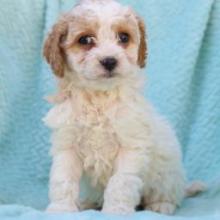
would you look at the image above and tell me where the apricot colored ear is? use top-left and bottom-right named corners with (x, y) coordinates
top-left (137, 17), bottom-right (147, 68)
top-left (43, 18), bottom-right (68, 77)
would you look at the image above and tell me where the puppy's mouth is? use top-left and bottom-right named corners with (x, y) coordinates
top-left (102, 71), bottom-right (117, 79)
top-left (83, 70), bottom-right (121, 82)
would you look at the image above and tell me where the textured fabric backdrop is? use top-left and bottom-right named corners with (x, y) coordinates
top-left (0, 0), bottom-right (220, 219)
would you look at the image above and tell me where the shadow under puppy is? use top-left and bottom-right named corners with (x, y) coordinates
top-left (43, 0), bottom-right (205, 215)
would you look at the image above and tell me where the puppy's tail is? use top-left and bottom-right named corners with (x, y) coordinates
top-left (185, 181), bottom-right (207, 198)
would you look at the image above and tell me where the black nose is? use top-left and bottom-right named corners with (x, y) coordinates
top-left (100, 57), bottom-right (118, 71)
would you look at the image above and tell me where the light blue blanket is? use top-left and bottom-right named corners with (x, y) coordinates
top-left (0, 0), bottom-right (220, 219)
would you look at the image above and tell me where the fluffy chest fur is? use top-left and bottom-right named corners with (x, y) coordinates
top-left (44, 88), bottom-right (145, 186)
top-left (74, 101), bottom-right (121, 186)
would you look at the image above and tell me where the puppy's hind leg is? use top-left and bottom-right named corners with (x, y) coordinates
top-left (143, 168), bottom-right (185, 215)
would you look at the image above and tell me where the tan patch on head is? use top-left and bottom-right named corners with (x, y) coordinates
top-left (137, 17), bottom-right (147, 68)
top-left (110, 17), bottom-right (139, 66)
top-left (115, 26), bottom-right (134, 47)
top-left (63, 17), bottom-right (99, 53)
top-left (65, 31), bottom-right (96, 52)
top-left (43, 16), bottom-right (69, 77)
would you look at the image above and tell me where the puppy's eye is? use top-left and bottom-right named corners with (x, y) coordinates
top-left (78, 35), bottom-right (94, 45)
top-left (118, 32), bottom-right (130, 44)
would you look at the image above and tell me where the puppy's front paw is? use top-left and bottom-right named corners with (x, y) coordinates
top-left (146, 202), bottom-right (176, 215)
top-left (46, 203), bottom-right (78, 213)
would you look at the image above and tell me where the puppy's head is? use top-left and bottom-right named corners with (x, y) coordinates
top-left (44, 0), bottom-right (147, 90)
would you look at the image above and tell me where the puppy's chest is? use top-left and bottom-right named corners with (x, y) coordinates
top-left (74, 105), bottom-right (120, 186)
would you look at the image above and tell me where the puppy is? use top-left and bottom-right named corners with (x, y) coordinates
top-left (43, 0), bottom-right (204, 215)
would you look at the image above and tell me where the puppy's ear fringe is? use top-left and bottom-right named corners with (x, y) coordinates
top-left (137, 16), bottom-right (147, 68)
top-left (43, 17), bottom-right (68, 78)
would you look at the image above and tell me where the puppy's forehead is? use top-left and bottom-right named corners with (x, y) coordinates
top-left (70, 0), bottom-right (136, 23)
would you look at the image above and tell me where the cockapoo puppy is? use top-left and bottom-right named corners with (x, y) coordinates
top-left (43, 0), bottom-right (205, 215)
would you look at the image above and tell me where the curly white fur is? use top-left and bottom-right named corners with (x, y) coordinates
top-left (43, 0), bottom-right (194, 215)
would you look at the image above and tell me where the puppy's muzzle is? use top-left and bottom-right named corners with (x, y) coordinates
top-left (100, 57), bottom-right (118, 72)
